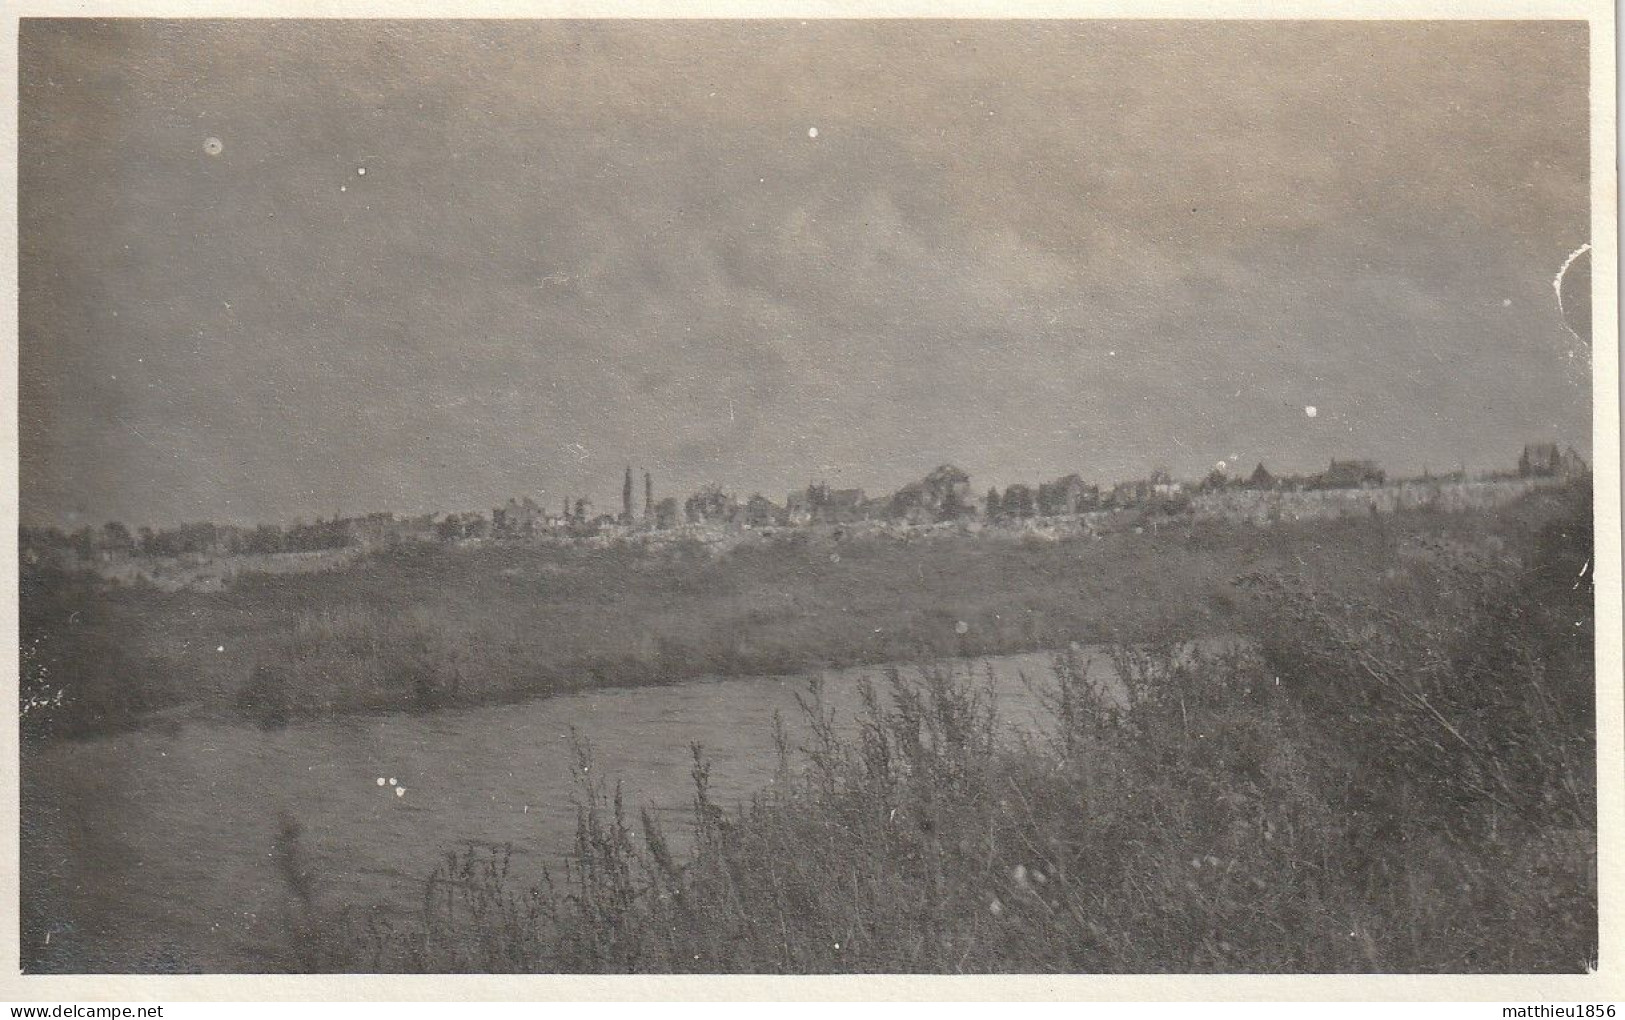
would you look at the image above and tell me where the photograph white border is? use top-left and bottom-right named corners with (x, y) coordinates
top-left (0, 0), bottom-right (1615, 1001)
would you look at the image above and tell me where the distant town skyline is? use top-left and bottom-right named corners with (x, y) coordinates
top-left (19, 445), bottom-right (1588, 533)
top-left (21, 20), bottom-right (1591, 529)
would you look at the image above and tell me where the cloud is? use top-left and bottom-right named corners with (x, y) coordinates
top-left (19, 20), bottom-right (1590, 525)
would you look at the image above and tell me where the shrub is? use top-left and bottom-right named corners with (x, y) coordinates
top-left (1237, 492), bottom-right (1594, 839)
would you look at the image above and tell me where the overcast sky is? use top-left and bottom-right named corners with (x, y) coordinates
top-left (20, 19), bottom-right (1590, 528)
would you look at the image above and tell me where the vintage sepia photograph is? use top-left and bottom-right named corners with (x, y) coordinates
top-left (15, 15), bottom-right (1603, 978)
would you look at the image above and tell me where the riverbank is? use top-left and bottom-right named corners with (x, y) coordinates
top-left (21, 478), bottom-right (1586, 739)
top-left (20, 647), bottom-right (1095, 972)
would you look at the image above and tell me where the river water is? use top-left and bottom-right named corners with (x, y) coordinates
top-left (22, 647), bottom-right (1129, 973)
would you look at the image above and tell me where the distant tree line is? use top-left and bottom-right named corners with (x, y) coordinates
top-left (22, 515), bottom-right (359, 561)
top-left (24, 446), bottom-right (1571, 562)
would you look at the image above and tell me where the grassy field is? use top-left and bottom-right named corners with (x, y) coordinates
top-left (21, 481), bottom-right (1588, 739)
top-left (311, 479), bottom-right (1595, 973)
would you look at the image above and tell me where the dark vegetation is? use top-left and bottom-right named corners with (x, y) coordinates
top-left (266, 481), bottom-right (1594, 973)
top-left (20, 482), bottom-right (1584, 739)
